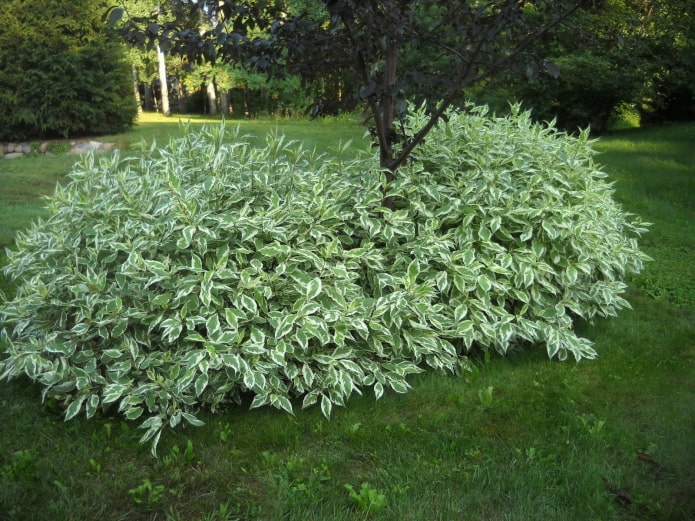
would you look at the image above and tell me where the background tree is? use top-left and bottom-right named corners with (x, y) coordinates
top-left (116, 0), bottom-right (202, 115)
top-left (468, 0), bottom-right (695, 131)
top-left (637, 0), bottom-right (695, 123)
top-left (0, 0), bottom-right (136, 140)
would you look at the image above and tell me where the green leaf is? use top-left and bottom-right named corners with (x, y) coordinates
top-left (85, 394), bottom-right (100, 419)
top-left (320, 394), bottom-right (333, 418)
top-left (305, 277), bottom-right (323, 300)
top-left (477, 274), bottom-right (493, 292)
top-left (271, 394), bottom-right (294, 415)
top-left (194, 373), bottom-right (208, 397)
top-left (103, 383), bottom-right (128, 404)
top-left (389, 379), bottom-right (409, 394)
top-left (206, 313), bottom-right (221, 337)
top-left (64, 395), bottom-right (87, 421)
top-left (274, 314), bottom-right (296, 340)
top-left (124, 406), bottom-right (144, 420)
top-left (181, 412), bottom-right (205, 427)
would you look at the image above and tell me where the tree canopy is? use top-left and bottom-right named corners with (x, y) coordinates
top-left (0, 0), bottom-right (136, 139)
top-left (114, 0), bottom-right (589, 188)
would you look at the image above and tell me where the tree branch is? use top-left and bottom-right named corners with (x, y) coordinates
top-left (389, 0), bottom-right (589, 173)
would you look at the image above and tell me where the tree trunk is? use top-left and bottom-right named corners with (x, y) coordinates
top-left (206, 81), bottom-right (218, 115)
top-left (144, 81), bottom-right (154, 112)
top-left (243, 87), bottom-right (252, 118)
top-left (131, 65), bottom-right (143, 115)
top-left (156, 42), bottom-right (171, 116)
top-left (177, 76), bottom-right (187, 113)
top-left (220, 90), bottom-right (230, 115)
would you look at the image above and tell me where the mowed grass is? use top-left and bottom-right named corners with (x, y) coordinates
top-left (0, 116), bottom-right (693, 521)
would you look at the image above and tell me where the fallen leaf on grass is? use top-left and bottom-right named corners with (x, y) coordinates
top-left (603, 477), bottom-right (633, 508)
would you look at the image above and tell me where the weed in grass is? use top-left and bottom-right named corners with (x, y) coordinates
top-left (260, 451), bottom-right (332, 501)
top-left (578, 414), bottom-right (607, 437)
top-left (166, 502), bottom-right (241, 521)
top-left (88, 458), bottom-right (102, 474)
top-left (477, 386), bottom-right (495, 408)
top-left (1, 450), bottom-right (38, 481)
top-left (345, 482), bottom-right (387, 514)
top-left (128, 478), bottom-right (166, 505)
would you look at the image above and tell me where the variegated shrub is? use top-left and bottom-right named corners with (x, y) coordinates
top-left (0, 108), bottom-right (649, 452)
top-left (386, 104), bottom-right (650, 361)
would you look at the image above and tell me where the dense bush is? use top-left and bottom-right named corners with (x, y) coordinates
top-left (0, 0), bottom-right (136, 140)
top-left (389, 104), bottom-right (650, 355)
top-left (0, 107), bottom-right (649, 452)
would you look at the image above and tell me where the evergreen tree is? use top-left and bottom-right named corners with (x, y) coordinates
top-left (0, 0), bottom-right (137, 139)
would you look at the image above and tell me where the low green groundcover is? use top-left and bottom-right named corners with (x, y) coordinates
top-left (0, 106), bottom-right (649, 452)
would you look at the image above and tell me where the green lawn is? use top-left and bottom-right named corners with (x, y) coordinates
top-left (0, 116), bottom-right (693, 521)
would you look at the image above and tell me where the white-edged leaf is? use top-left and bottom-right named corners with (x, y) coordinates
top-left (250, 393), bottom-right (270, 409)
top-left (206, 313), bottom-right (221, 336)
top-left (85, 394), bottom-right (100, 419)
top-left (454, 304), bottom-right (468, 322)
top-left (249, 327), bottom-right (266, 347)
top-left (194, 373), bottom-right (208, 397)
top-left (374, 382), bottom-right (384, 400)
top-left (103, 383), bottom-right (128, 404)
top-left (181, 412), bottom-right (205, 427)
top-left (274, 314), bottom-right (295, 339)
top-left (302, 391), bottom-right (319, 409)
top-left (477, 274), bottom-right (492, 292)
top-left (64, 395), bottom-right (87, 421)
top-left (124, 406), bottom-right (144, 420)
top-left (224, 308), bottom-right (240, 330)
top-left (305, 277), bottom-right (322, 300)
top-left (221, 353), bottom-right (242, 372)
top-left (272, 394), bottom-right (294, 415)
top-left (302, 364), bottom-right (315, 387)
top-left (320, 394), bottom-right (333, 418)
top-left (390, 379), bottom-right (409, 394)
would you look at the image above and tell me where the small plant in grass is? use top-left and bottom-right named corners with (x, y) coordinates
top-left (477, 386), bottom-right (495, 408)
top-left (344, 482), bottom-right (387, 513)
top-left (0, 107), bottom-right (649, 453)
top-left (128, 478), bottom-right (165, 505)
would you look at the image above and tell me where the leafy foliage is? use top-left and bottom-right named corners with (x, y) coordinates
top-left (387, 104), bottom-right (650, 358)
top-left (0, 107), bottom-right (648, 452)
top-left (471, 0), bottom-right (695, 130)
top-left (0, 0), bottom-right (136, 140)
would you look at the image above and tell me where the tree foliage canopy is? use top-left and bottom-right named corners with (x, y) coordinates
top-left (0, 0), bottom-right (137, 140)
top-left (114, 0), bottom-right (588, 177)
